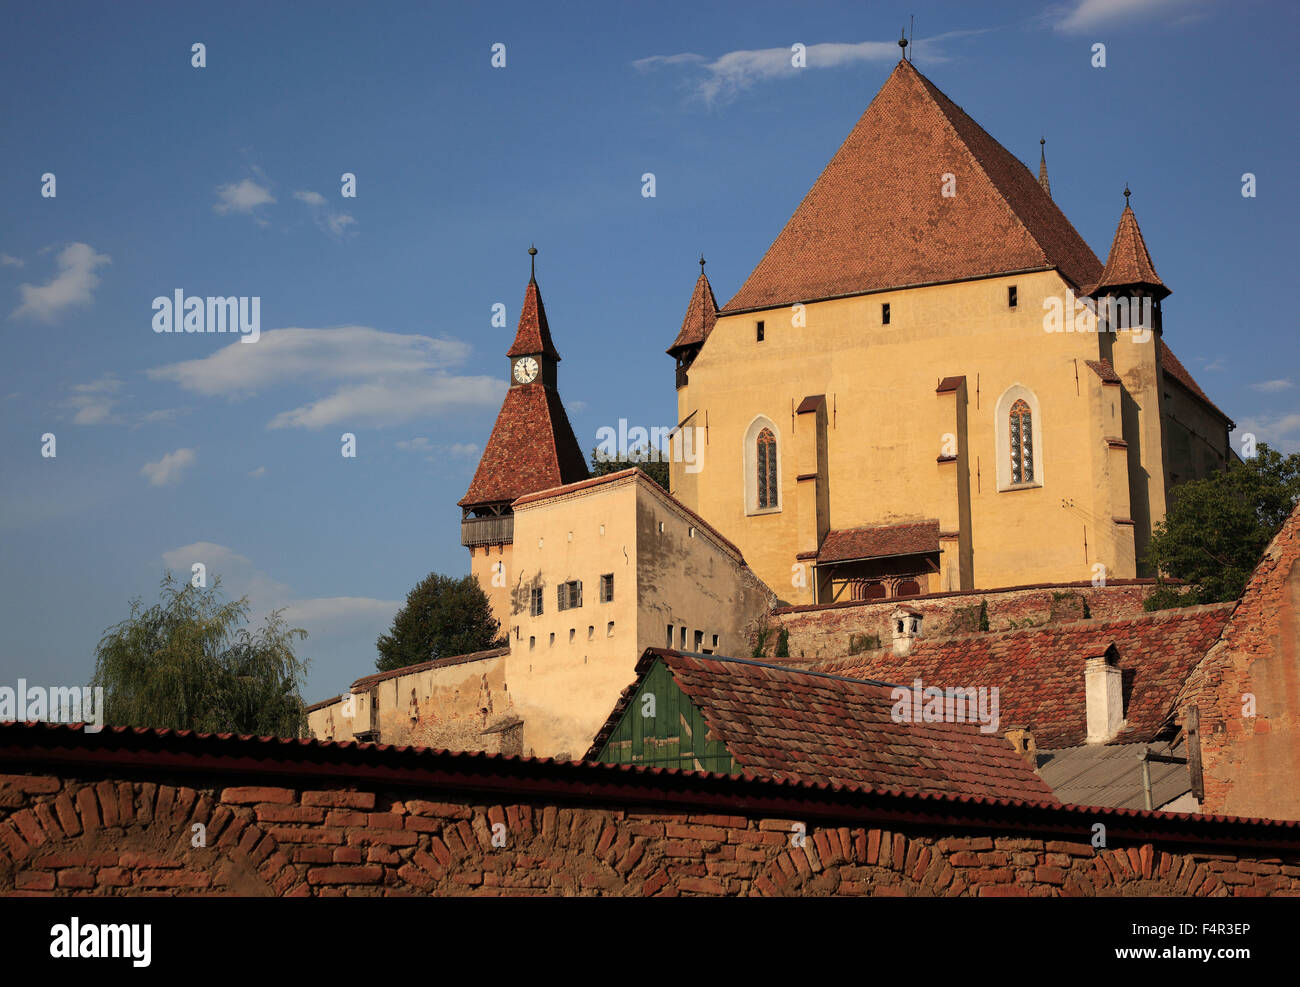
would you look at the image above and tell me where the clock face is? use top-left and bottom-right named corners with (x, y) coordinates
top-left (513, 357), bottom-right (539, 383)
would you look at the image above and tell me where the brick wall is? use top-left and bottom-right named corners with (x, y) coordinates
top-left (1177, 505), bottom-right (1300, 820)
top-left (764, 580), bottom-right (1156, 661)
top-left (3, 728), bottom-right (1299, 896)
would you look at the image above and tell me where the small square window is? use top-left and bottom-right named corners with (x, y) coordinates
top-left (881, 303), bottom-right (890, 325)
top-left (712, 634), bottom-right (719, 648)
top-left (756, 320), bottom-right (765, 342)
top-left (529, 587), bottom-right (544, 616)
top-left (1008, 285), bottom-right (1018, 308)
top-left (557, 580), bottom-right (582, 611)
top-left (600, 573), bottom-right (614, 602)
top-left (694, 630), bottom-right (703, 651)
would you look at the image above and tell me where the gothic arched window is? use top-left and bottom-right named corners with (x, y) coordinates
top-left (1010, 399), bottom-right (1034, 484)
top-left (757, 428), bottom-right (778, 509)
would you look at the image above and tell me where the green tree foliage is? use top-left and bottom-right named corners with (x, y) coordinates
top-left (91, 573), bottom-right (309, 736)
top-left (589, 444), bottom-right (669, 491)
top-left (1144, 444), bottom-right (1300, 609)
top-left (978, 599), bottom-right (990, 631)
top-left (775, 628), bottom-right (791, 658)
top-left (376, 572), bottom-right (505, 673)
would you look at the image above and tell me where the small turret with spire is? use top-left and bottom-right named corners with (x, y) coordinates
top-left (1038, 138), bottom-right (1051, 197)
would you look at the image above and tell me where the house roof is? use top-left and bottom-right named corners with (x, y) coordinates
top-left (817, 520), bottom-right (940, 564)
top-left (587, 650), bottom-right (1059, 804)
top-left (803, 604), bottom-right (1235, 749)
top-left (1094, 202), bottom-right (1166, 296)
top-left (458, 383), bottom-right (589, 507)
top-left (1036, 740), bottom-right (1190, 811)
top-left (506, 279), bottom-right (561, 360)
top-left (722, 58), bottom-right (1102, 314)
top-left (1085, 358), bottom-right (1122, 384)
top-left (667, 270), bottom-right (719, 355)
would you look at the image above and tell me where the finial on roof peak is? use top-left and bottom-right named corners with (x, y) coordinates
top-left (699, 253), bottom-right (706, 275)
top-left (899, 28), bottom-right (908, 57)
top-left (1123, 184), bottom-right (1131, 205)
top-left (1038, 137), bottom-right (1051, 198)
top-left (528, 243), bottom-right (537, 282)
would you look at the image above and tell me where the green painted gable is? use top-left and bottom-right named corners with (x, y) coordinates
top-left (595, 660), bottom-right (739, 774)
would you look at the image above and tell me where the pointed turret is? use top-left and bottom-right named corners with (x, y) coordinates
top-left (1094, 187), bottom-right (1168, 299)
top-left (667, 256), bottom-right (719, 388)
top-left (1038, 138), bottom-right (1051, 197)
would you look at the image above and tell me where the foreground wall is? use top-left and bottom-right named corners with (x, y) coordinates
top-left (3, 725), bottom-right (1299, 897)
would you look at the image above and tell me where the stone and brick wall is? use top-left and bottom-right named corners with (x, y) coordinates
top-left (3, 725), bottom-right (1298, 897)
top-left (763, 580), bottom-right (1157, 661)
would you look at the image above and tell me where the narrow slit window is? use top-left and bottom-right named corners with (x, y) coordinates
top-left (756, 320), bottom-right (765, 342)
top-left (1010, 398), bottom-right (1034, 484)
top-left (756, 428), bottom-right (778, 509)
top-left (881, 303), bottom-right (890, 325)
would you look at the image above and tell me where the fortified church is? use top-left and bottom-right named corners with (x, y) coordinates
top-left (308, 53), bottom-right (1246, 800)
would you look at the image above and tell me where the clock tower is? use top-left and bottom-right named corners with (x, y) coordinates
top-left (460, 246), bottom-right (589, 634)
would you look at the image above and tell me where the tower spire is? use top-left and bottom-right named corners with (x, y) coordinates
top-left (528, 243), bottom-right (537, 283)
top-left (1038, 138), bottom-right (1051, 197)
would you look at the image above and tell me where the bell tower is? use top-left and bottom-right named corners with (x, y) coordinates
top-left (459, 246), bottom-right (589, 634)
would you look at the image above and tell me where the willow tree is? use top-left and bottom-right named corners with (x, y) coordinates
top-left (91, 573), bottom-right (309, 736)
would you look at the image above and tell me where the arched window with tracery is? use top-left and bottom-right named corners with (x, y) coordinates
top-left (1010, 398), bottom-right (1034, 484)
top-left (756, 428), bottom-right (778, 509)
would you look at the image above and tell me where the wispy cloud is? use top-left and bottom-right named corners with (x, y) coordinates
top-left (141, 447), bottom-right (197, 486)
top-left (11, 242), bottom-right (110, 322)
top-left (0, 254), bottom-right (24, 268)
top-left (1250, 379), bottom-right (1294, 394)
top-left (634, 34), bottom-right (967, 106)
top-left (1051, 0), bottom-right (1214, 33)
top-left (294, 188), bottom-right (356, 239)
top-left (147, 326), bottom-right (503, 428)
top-left (248, 465), bottom-right (267, 477)
top-left (64, 374), bottom-right (123, 425)
top-left (214, 178), bottom-right (276, 219)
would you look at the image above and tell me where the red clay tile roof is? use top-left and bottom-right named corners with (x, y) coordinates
top-left (936, 375), bottom-right (964, 393)
top-left (795, 394), bottom-right (825, 414)
top-left (818, 520), bottom-right (940, 564)
top-left (667, 271), bottom-right (719, 355)
top-left (1085, 358), bottom-right (1121, 384)
top-left (507, 280), bottom-right (561, 360)
top-left (458, 383), bottom-right (589, 507)
top-left (588, 650), bottom-right (1058, 803)
top-left (722, 59), bottom-right (1102, 314)
top-left (804, 604), bottom-right (1235, 749)
top-left (1095, 204), bottom-right (1166, 295)
top-left (1159, 340), bottom-right (1233, 426)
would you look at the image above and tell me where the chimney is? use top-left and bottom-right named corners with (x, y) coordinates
top-left (891, 606), bottom-right (923, 657)
top-left (1004, 725), bottom-right (1037, 763)
top-left (1085, 643), bottom-right (1125, 743)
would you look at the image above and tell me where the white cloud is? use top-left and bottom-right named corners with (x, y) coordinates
top-left (293, 189), bottom-right (327, 207)
top-left (281, 597), bottom-right (401, 627)
top-left (65, 374), bottom-right (123, 425)
top-left (1250, 379), bottom-right (1294, 394)
top-left (447, 442), bottom-right (479, 457)
top-left (141, 447), bottom-right (197, 486)
top-left (0, 254), bottom-right (24, 268)
top-left (1053, 0), bottom-right (1212, 32)
top-left (248, 465), bottom-right (267, 477)
top-left (147, 326), bottom-right (502, 428)
top-left (635, 35), bottom-right (961, 105)
top-left (1237, 413), bottom-right (1300, 455)
top-left (323, 212), bottom-right (356, 237)
top-left (214, 178), bottom-right (275, 215)
top-left (294, 189), bottom-right (356, 239)
top-left (11, 242), bottom-right (110, 322)
top-left (397, 437), bottom-right (433, 451)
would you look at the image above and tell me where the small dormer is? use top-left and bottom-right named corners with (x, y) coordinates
top-left (891, 606), bottom-right (923, 657)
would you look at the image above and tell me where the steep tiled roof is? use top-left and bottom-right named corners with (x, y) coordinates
top-left (667, 271), bottom-right (719, 355)
top-left (818, 520), bottom-right (940, 564)
top-left (1159, 340), bottom-right (1233, 426)
top-left (507, 280), bottom-right (561, 360)
top-left (1095, 203), bottom-right (1166, 294)
top-left (458, 383), bottom-right (588, 507)
top-left (723, 59), bottom-right (1102, 313)
top-left (588, 650), bottom-right (1058, 803)
top-left (804, 604), bottom-right (1235, 749)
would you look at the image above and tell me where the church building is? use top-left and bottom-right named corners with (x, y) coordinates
top-left (667, 55), bottom-right (1233, 607)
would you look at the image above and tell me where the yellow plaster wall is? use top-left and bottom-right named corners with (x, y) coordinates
top-left (671, 271), bottom-right (1140, 601)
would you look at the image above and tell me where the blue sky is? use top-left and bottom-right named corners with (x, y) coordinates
top-left (1, 0), bottom-right (1296, 706)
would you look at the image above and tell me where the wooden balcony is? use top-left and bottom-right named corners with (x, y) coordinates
top-left (461, 514), bottom-right (514, 548)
